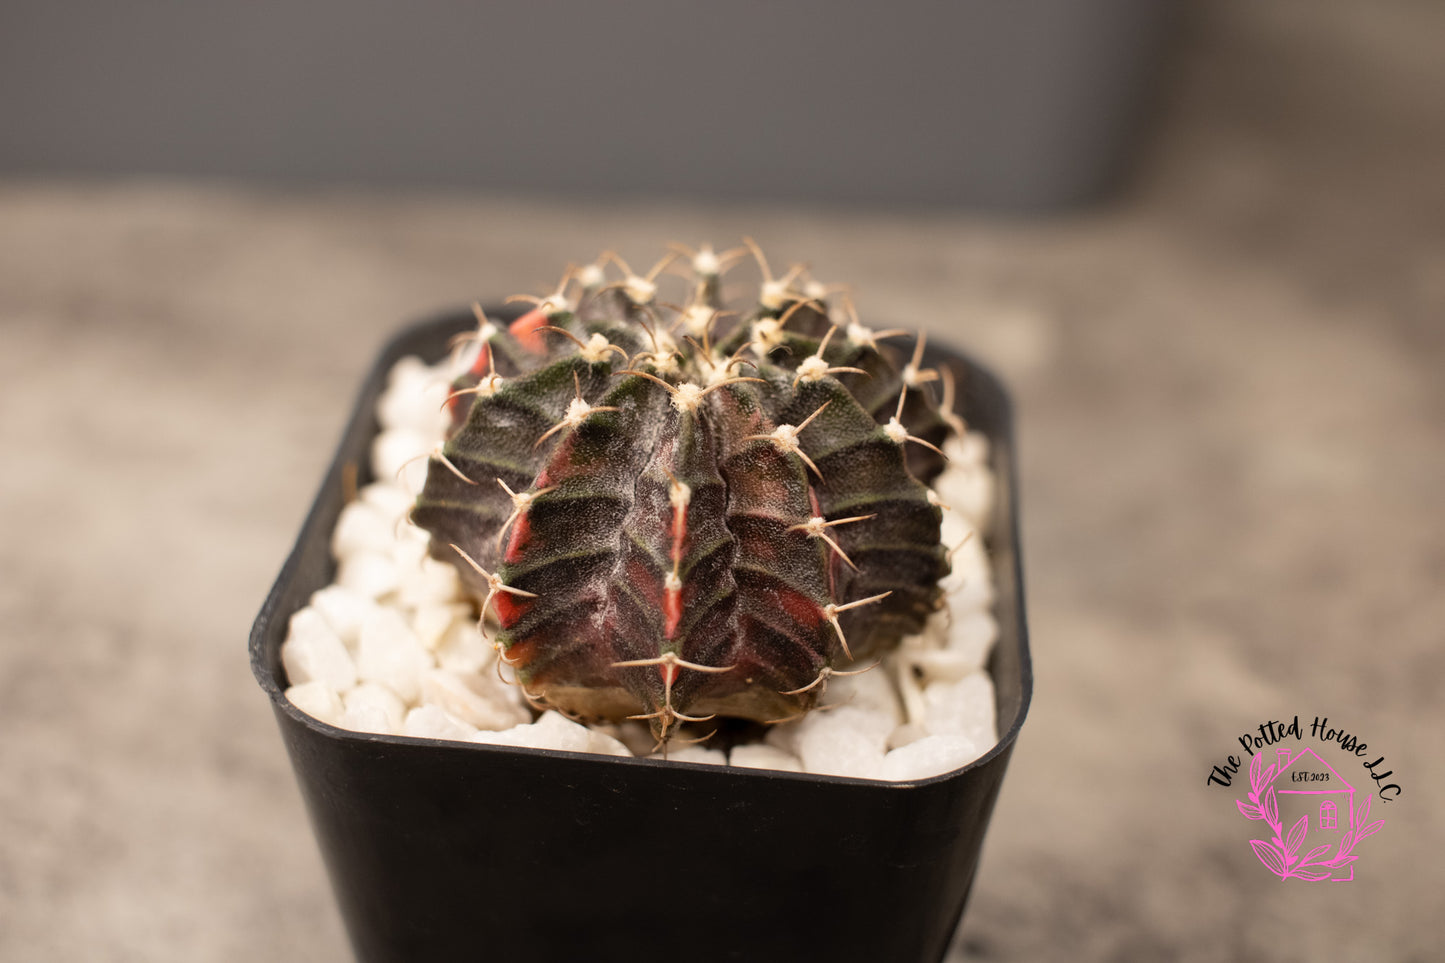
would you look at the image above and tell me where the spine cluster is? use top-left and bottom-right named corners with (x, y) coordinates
top-left (412, 242), bottom-right (959, 744)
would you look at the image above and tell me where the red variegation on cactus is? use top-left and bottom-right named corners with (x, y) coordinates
top-left (412, 241), bottom-right (960, 745)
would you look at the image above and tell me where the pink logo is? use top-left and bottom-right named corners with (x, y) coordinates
top-left (1237, 746), bottom-right (1383, 881)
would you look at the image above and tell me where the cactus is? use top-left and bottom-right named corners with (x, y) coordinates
top-left (411, 241), bottom-right (960, 745)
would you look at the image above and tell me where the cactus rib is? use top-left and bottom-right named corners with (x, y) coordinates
top-left (411, 244), bottom-right (958, 742)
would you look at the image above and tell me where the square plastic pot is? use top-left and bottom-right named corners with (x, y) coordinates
top-left (250, 308), bottom-right (1032, 963)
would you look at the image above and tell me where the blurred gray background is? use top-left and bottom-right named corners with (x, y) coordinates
top-left (2, 1), bottom-right (1442, 961)
top-left (1, 0), bottom-right (1175, 208)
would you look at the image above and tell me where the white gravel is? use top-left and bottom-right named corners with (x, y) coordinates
top-left (281, 349), bottom-right (1001, 780)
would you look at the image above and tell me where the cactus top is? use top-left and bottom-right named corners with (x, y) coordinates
top-left (412, 242), bottom-right (960, 745)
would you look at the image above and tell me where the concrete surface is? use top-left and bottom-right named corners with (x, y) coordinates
top-left (1, 2), bottom-right (1441, 960)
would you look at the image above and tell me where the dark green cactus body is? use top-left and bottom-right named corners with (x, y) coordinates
top-left (412, 248), bottom-right (955, 742)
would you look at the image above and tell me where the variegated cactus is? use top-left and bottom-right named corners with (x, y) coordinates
top-left (412, 241), bottom-right (963, 745)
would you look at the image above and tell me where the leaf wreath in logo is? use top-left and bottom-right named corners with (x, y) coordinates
top-left (1236, 752), bottom-right (1383, 881)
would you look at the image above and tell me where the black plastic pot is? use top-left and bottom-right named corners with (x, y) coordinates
top-left (250, 308), bottom-right (1032, 963)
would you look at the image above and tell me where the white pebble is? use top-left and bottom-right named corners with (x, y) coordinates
top-left (658, 745), bottom-right (727, 766)
top-left (419, 668), bottom-right (531, 731)
top-left (359, 481), bottom-right (416, 524)
top-left (820, 665), bottom-right (902, 722)
top-left (433, 617), bottom-right (492, 674)
top-left (903, 648), bottom-right (979, 686)
top-left (729, 744), bottom-right (803, 773)
top-left (308, 585), bottom-right (380, 650)
top-left (403, 705), bottom-right (478, 742)
top-left (922, 671), bottom-right (997, 746)
top-left (377, 357), bottom-right (450, 435)
top-left (794, 706), bottom-right (892, 779)
top-left (385, 355), bottom-right (432, 390)
top-left (343, 682), bottom-right (408, 732)
top-left (470, 711), bottom-right (593, 753)
top-left (946, 464), bottom-right (993, 530)
top-left (955, 431), bottom-right (990, 467)
top-left (281, 608), bottom-right (357, 690)
top-left (397, 557), bottom-right (462, 609)
top-left (952, 530), bottom-right (990, 577)
top-left (897, 606), bottom-right (996, 681)
top-left (944, 611), bottom-right (998, 669)
top-left (881, 733), bottom-right (987, 781)
top-left (341, 704), bottom-right (396, 735)
top-left (331, 499), bottom-right (397, 559)
top-left (336, 551), bottom-right (401, 599)
top-left (531, 711), bottom-right (597, 752)
top-left (946, 571), bottom-right (996, 616)
top-left (941, 534), bottom-right (994, 613)
top-left (764, 719), bottom-right (802, 755)
top-left (389, 531), bottom-right (430, 572)
top-left (585, 728), bottom-right (635, 757)
top-left (411, 602), bottom-right (470, 651)
top-left (893, 656), bottom-right (928, 727)
top-left (940, 430), bottom-right (991, 474)
top-left (372, 428), bottom-right (433, 495)
top-left (939, 499), bottom-right (976, 556)
top-left (596, 721), bottom-right (658, 757)
top-left (887, 722), bottom-right (930, 751)
top-left (355, 607), bottom-right (434, 703)
top-left (285, 682), bottom-right (345, 726)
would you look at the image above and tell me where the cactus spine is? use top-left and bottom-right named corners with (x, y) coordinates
top-left (412, 242), bottom-right (957, 745)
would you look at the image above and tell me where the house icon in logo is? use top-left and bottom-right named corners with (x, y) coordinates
top-left (1264, 747), bottom-right (1356, 881)
top-left (1237, 745), bottom-right (1381, 881)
